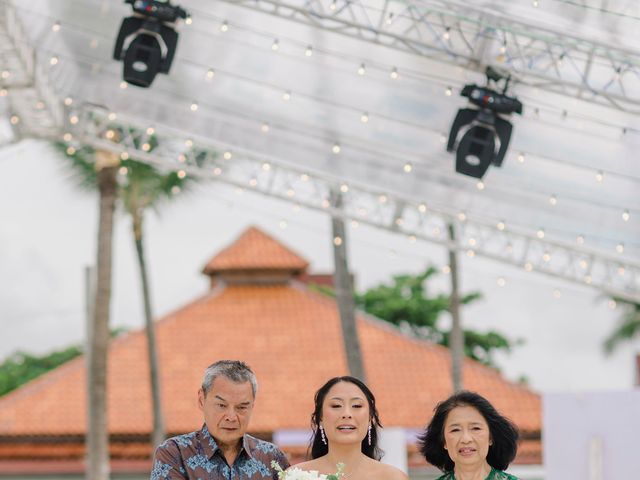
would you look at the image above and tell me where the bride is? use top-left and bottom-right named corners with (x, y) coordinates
top-left (292, 376), bottom-right (408, 480)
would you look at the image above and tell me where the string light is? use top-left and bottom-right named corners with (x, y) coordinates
top-left (66, 146), bottom-right (75, 155)
top-left (497, 221), bottom-right (505, 231)
top-left (476, 180), bottom-right (485, 190)
top-left (261, 122), bottom-right (270, 133)
top-left (524, 262), bottom-right (533, 272)
top-left (418, 203), bottom-right (427, 213)
top-left (622, 209), bottom-right (630, 221)
top-left (118, 166), bottom-right (128, 175)
top-left (457, 211), bottom-right (467, 222)
top-left (185, 139), bottom-right (193, 148)
top-left (357, 63), bottom-right (366, 75)
top-left (249, 178), bottom-right (258, 187)
top-left (553, 289), bottom-right (561, 299)
top-left (390, 67), bottom-right (398, 80)
top-left (63, 133), bottom-right (72, 141)
top-left (497, 277), bottom-right (506, 287)
top-left (378, 194), bottom-right (388, 204)
top-left (340, 184), bottom-right (349, 193)
top-left (108, 112), bottom-right (116, 121)
top-left (517, 152), bottom-right (525, 163)
top-left (442, 27), bottom-right (451, 41)
top-left (206, 68), bottom-right (215, 80)
top-left (120, 151), bottom-right (129, 160)
top-left (403, 162), bottom-right (413, 173)
top-left (576, 234), bottom-right (585, 245)
top-left (360, 112), bottom-right (369, 123)
top-left (279, 220), bottom-right (287, 229)
top-left (190, 101), bottom-right (199, 111)
top-left (608, 300), bottom-right (617, 310)
top-left (408, 235), bottom-right (416, 243)
top-left (69, 115), bottom-right (79, 124)
top-left (185, 16), bottom-right (192, 25)
top-left (333, 236), bottom-right (343, 246)
top-left (52, 21), bottom-right (61, 32)
top-left (282, 90), bottom-right (291, 101)
top-left (549, 194), bottom-right (557, 206)
top-left (579, 259), bottom-right (588, 269)
top-left (616, 243), bottom-right (624, 254)
top-left (543, 252), bottom-right (551, 262)
top-left (177, 170), bottom-right (186, 179)
top-left (146, 127), bottom-right (155, 135)
top-left (142, 143), bottom-right (151, 151)
top-left (466, 250), bottom-right (476, 258)
top-left (213, 167), bottom-right (222, 175)
top-left (351, 220), bottom-right (359, 228)
top-left (329, 0), bottom-right (337, 11)
top-left (595, 170), bottom-right (604, 182)
top-left (536, 228), bottom-right (545, 239)
top-left (305, 45), bottom-right (313, 57)
top-left (262, 162), bottom-right (271, 170)
top-left (286, 188), bottom-right (295, 197)
top-left (300, 173), bottom-right (309, 181)
top-left (49, 55), bottom-right (59, 66)
top-left (223, 151), bottom-right (232, 160)
top-left (332, 143), bottom-right (341, 154)
top-left (584, 275), bottom-right (592, 284)
top-left (220, 21), bottom-right (229, 32)
top-left (1, 70), bottom-right (10, 79)
top-left (445, 86), bottom-right (453, 96)
top-left (271, 39), bottom-right (279, 51)
top-left (119, 81), bottom-right (128, 89)
top-left (442, 265), bottom-right (451, 274)
top-left (0, 89), bottom-right (7, 97)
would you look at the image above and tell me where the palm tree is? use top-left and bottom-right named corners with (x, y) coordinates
top-left (60, 140), bottom-right (200, 472)
top-left (329, 188), bottom-right (366, 381)
top-left (119, 159), bottom-right (196, 448)
top-left (604, 299), bottom-right (640, 354)
top-left (62, 146), bottom-right (119, 480)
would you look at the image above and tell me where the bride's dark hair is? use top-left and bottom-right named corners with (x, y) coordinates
top-left (309, 376), bottom-right (383, 460)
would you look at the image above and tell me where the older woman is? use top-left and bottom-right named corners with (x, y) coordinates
top-left (292, 376), bottom-right (407, 480)
top-left (418, 391), bottom-right (520, 480)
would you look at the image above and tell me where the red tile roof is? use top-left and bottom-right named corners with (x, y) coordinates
top-left (202, 226), bottom-right (309, 274)
top-left (0, 226), bottom-right (541, 464)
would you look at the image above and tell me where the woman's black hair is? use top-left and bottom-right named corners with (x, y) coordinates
top-left (418, 390), bottom-right (519, 472)
top-left (309, 376), bottom-right (383, 460)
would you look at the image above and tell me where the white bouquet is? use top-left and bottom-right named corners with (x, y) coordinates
top-left (271, 461), bottom-right (345, 480)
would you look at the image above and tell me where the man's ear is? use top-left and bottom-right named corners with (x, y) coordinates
top-left (197, 388), bottom-right (206, 411)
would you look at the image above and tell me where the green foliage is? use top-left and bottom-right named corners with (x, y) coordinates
top-left (603, 299), bottom-right (640, 354)
top-left (355, 267), bottom-right (516, 368)
top-left (0, 328), bottom-right (128, 398)
top-left (0, 346), bottom-right (82, 397)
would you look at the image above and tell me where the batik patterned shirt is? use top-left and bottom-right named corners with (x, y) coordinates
top-left (151, 424), bottom-right (290, 479)
top-left (435, 468), bottom-right (519, 480)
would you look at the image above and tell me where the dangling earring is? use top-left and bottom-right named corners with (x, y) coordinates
top-left (320, 425), bottom-right (327, 445)
top-left (368, 424), bottom-right (372, 446)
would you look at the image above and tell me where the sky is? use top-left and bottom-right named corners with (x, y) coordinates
top-left (1, 138), bottom-right (638, 395)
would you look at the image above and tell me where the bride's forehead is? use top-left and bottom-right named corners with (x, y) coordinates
top-left (325, 381), bottom-right (366, 399)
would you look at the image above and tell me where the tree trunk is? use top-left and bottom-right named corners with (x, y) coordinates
top-left (87, 156), bottom-right (118, 480)
top-left (448, 223), bottom-right (464, 392)
top-left (330, 189), bottom-right (366, 381)
top-left (132, 210), bottom-right (166, 449)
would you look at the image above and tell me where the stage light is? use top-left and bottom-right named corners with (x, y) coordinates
top-left (447, 67), bottom-right (523, 178)
top-left (113, 0), bottom-right (188, 88)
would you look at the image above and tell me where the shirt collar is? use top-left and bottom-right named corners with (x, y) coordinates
top-left (200, 424), bottom-right (255, 460)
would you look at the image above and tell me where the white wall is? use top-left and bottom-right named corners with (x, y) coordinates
top-left (544, 390), bottom-right (640, 480)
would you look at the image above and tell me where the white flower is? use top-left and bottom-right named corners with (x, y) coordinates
top-left (283, 467), bottom-right (328, 480)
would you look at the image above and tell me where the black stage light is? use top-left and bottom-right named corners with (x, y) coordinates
top-left (113, 0), bottom-right (188, 88)
top-left (447, 67), bottom-right (523, 178)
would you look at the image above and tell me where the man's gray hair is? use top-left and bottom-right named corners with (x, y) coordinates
top-left (201, 360), bottom-right (258, 397)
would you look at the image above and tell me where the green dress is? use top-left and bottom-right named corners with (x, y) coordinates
top-left (435, 467), bottom-right (519, 480)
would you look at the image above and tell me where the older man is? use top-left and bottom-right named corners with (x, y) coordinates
top-left (151, 360), bottom-right (289, 479)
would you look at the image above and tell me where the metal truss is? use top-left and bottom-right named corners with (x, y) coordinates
top-left (0, 3), bottom-right (63, 140)
top-left (65, 104), bottom-right (640, 302)
top-left (219, 0), bottom-right (640, 112)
